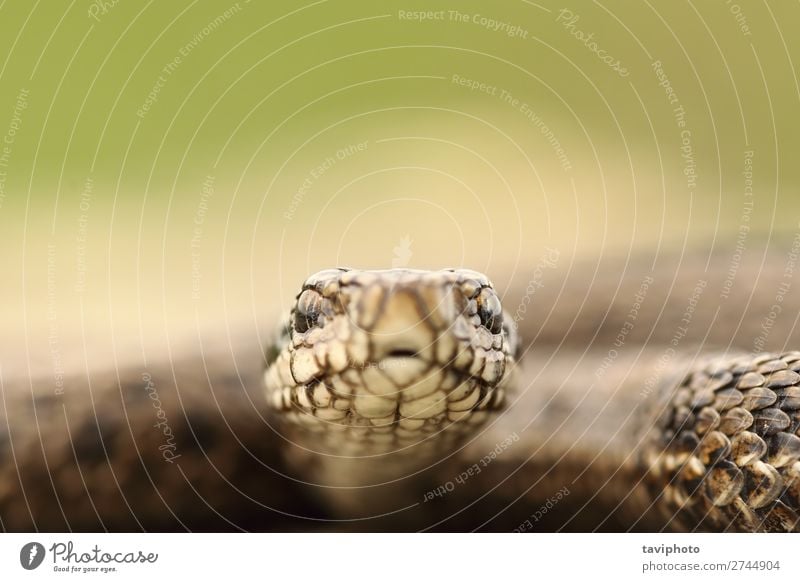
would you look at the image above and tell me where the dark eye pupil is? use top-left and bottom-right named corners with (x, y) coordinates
top-left (477, 290), bottom-right (503, 334)
top-left (294, 290), bottom-right (322, 333)
top-left (294, 310), bottom-right (317, 333)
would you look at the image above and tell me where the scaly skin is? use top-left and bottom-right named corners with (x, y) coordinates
top-left (643, 352), bottom-right (800, 532)
top-left (2, 247), bottom-right (800, 531)
top-left (263, 269), bottom-right (515, 483)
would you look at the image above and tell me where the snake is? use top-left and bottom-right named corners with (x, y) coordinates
top-left (2, 245), bottom-right (800, 532)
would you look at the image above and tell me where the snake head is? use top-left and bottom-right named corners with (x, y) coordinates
top-left (264, 268), bottom-right (518, 454)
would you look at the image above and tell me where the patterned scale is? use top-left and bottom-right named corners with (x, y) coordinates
top-left (644, 351), bottom-right (800, 532)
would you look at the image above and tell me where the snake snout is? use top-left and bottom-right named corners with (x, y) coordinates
top-left (264, 268), bottom-right (518, 457)
top-left (366, 287), bottom-right (440, 362)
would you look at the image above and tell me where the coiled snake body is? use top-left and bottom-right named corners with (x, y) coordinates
top-left (2, 248), bottom-right (800, 532)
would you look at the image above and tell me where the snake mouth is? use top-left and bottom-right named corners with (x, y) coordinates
top-left (384, 348), bottom-right (419, 359)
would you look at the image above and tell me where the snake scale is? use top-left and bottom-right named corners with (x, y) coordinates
top-left (2, 243), bottom-right (800, 532)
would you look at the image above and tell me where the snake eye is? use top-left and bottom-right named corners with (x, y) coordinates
top-left (476, 288), bottom-right (503, 334)
top-left (294, 289), bottom-right (323, 333)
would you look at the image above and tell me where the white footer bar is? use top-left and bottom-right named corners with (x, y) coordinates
top-left (0, 533), bottom-right (795, 581)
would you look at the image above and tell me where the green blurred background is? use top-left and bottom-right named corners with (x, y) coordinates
top-left (1, 0), bottom-right (798, 371)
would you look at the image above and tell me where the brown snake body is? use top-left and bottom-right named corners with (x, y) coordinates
top-left (2, 244), bottom-right (800, 532)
